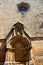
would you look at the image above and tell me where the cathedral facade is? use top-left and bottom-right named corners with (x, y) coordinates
top-left (0, 0), bottom-right (43, 65)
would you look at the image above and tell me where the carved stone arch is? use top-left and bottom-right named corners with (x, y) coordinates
top-left (10, 35), bottom-right (29, 47)
top-left (5, 22), bottom-right (32, 65)
top-left (10, 35), bottom-right (31, 62)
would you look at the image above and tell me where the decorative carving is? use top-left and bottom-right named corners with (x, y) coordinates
top-left (6, 22), bottom-right (32, 65)
top-left (10, 35), bottom-right (30, 62)
top-left (14, 22), bottom-right (24, 35)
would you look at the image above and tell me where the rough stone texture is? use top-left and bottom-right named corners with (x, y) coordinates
top-left (31, 40), bottom-right (43, 65)
top-left (0, 0), bottom-right (43, 39)
top-left (0, 0), bottom-right (43, 65)
top-left (31, 41), bottom-right (43, 56)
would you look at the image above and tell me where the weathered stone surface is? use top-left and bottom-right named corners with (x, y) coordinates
top-left (0, 1), bottom-right (43, 65)
top-left (0, 0), bottom-right (43, 39)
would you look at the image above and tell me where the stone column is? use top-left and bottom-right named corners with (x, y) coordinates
top-left (6, 49), bottom-right (15, 65)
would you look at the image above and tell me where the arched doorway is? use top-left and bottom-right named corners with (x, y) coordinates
top-left (10, 35), bottom-right (30, 62)
top-left (6, 35), bottom-right (31, 65)
top-left (5, 22), bottom-right (32, 65)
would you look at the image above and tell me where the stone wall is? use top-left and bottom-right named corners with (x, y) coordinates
top-left (31, 40), bottom-right (43, 65)
top-left (0, 0), bottom-right (43, 39)
top-left (0, 0), bottom-right (43, 65)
